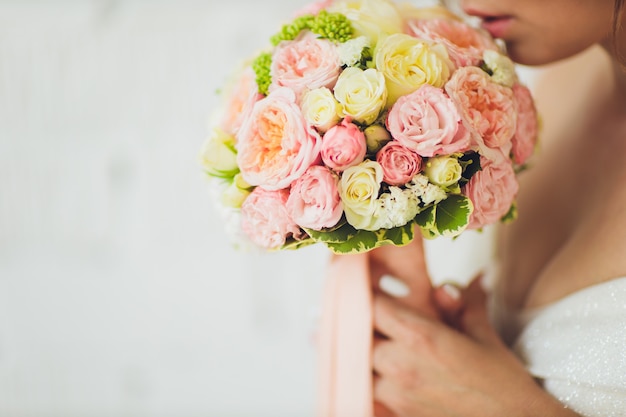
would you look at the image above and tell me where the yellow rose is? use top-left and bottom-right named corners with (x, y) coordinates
top-left (200, 127), bottom-right (239, 178)
top-left (375, 33), bottom-right (452, 106)
top-left (334, 67), bottom-right (387, 125)
top-left (328, 0), bottom-right (403, 45)
top-left (301, 87), bottom-right (342, 132)
top-left (423, 156), bottom-right (462, 188)
top-left (396, 4), bottom-right (463, 22)
top-left (339, 160), bottom-right (384, 230)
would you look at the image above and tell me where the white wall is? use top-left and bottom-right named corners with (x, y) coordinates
top-left (0, 1), bottom-right (499, 416)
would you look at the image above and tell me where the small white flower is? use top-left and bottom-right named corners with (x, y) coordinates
top-left (338, 36), bottom-right (370, 67)
top-left (406, 174), bottom-right (447, 206)
top-left (372, 186), bottom-right (420, 229)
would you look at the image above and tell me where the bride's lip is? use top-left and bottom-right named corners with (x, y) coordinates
top-left (479, 15), bottom-right (514, 39)
top-left (462, 7), bottom-right (514, 39)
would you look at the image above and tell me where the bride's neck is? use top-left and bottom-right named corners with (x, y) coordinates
top-left (610, 60), bottom-right (626, 109)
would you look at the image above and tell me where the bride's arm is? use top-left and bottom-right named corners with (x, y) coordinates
top-left (371, 278), bottom-right (582, 417)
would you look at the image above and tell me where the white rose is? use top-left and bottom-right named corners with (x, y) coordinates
top-left (301, 87), bottom-right (342, 132)
top-left (334, 67), bottom-right (387, 125)
top-left (200, 127), bottom-right (239, 178)
top-left (482, 50), bottom-right (517, 88)
top-left (339, 160), bottom-right (383, 230)
top-left (423, 156), bottom-right (462, 188)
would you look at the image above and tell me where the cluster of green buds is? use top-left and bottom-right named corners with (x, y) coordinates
top-left (271, 11), bottom-right (354, 46)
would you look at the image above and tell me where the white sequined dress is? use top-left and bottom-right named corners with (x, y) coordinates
top-left (495, 277), bottom-right (626, 416)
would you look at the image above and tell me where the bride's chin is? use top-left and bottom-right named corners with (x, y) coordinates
top-left (506, 38), bottom-right (603, 68)
top-left (505, 43), bottom-right (577, 67)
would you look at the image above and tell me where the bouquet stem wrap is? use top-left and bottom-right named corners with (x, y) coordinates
top-left (318, 252), bottom-right (374, 417)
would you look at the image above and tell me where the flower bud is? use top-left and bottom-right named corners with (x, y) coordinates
top-left (221, 174), bottom-right (253, 208)
top-left (423, 156), bottom-right (462, 188)
top-left (364, 124), bottom-right (392, 153)
top-left (200, 127), bottom-right (239, 179)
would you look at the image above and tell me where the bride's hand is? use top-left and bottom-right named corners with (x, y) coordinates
top-left (368, 238), bottom-right (465, 324)
top-left (368, 238), bottom-right (438, 318)
top-left (371, 278), bottom-right (577, 417)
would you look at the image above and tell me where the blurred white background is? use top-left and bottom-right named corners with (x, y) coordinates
top-left (0, 0), bottom-right (503, 416)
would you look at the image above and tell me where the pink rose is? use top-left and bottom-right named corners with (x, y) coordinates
top-left (241, 187), bottom-right (303, 249)
top-left (321, 118), bottom-right (367, 171)
top-left (269, 32), bottom-right (341, 97)
top-left (219, 68), bottom-right (262, 136)
top-left (237, 87), bottom-right (322, 190)
top-left (511, 84), bottom-right (539, 165)
top-left (286, 165), bottom-right (343, 230)
top-left (386, 84), bottom-right (470, 157)
top-left (463, 155), bottom-right (519, 230)
top-left (445, 67), bottom-right (516, 160)
top-left (407, 18), bottom-right (499, 68)
top-left (376, 141), bottom-right (423, 185)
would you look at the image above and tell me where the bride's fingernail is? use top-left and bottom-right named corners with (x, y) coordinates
top-left (442, 283), bottom-right (461, 300)
top-left (379, 275), bottom-right (410, 298)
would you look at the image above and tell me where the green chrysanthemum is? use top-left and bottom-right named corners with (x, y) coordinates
top-left (309, 11), bottom-right (354, 43)
top-left (252, 51), bottom-right (272, 95)
top-left (271, 15), bottom-right (315, 46)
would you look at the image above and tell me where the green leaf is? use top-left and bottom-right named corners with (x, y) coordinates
top-left (280, 237), bottom-right (317, 251)
top-left (434, 194), bottom-right (473, 238)
top-left (415, 205), bottom-right (435, 230)
top-left (304, 221), bottom-right (359, 244)
top-left (324, 222), bottom-right (415, 254)
top-left (417, 195), bottom-right (473, 239)
top-left (458, 151), bottom-right (482, 186)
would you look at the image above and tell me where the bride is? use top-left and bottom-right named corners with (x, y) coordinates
top-left (369, 0), bottom-right (626, 415)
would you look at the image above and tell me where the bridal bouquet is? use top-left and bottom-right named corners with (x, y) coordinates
top-left (201, 0), bottom-right (539, 254)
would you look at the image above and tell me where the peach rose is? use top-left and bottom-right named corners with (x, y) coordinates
top-left (407, 18), bottom-right (499, 68)
top-left (445, 66), bottom-right (516, 159)
top-left (386, 84), bottom-right (470, 157)
top-left (286, 165), bottom-right (343, 230)
top-left (237, 87), bottom-right (322, 190)
top-left (463, 155), bottom-right (519, 230)
top-left (240, 187), bottom-right (303, 249)
top-left (376, 141), bottom-right (423, 186)
top-left (321, 118), bottom-right (367, 171)
top-left (269, 32), bottom-right (341, 97)
top-left (219, 67), bottom-right (261, 136)
top-left (511, 84), bottom-right (539, 165)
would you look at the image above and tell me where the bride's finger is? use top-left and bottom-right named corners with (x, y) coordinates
top-left (373, 293), bottom-right (441, 346)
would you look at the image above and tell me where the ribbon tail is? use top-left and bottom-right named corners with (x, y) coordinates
top-left (317, 253), bottom-right (374, 417)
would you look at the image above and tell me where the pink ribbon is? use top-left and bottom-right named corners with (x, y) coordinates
top-left (317, 252), bottom-right (374, 417)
